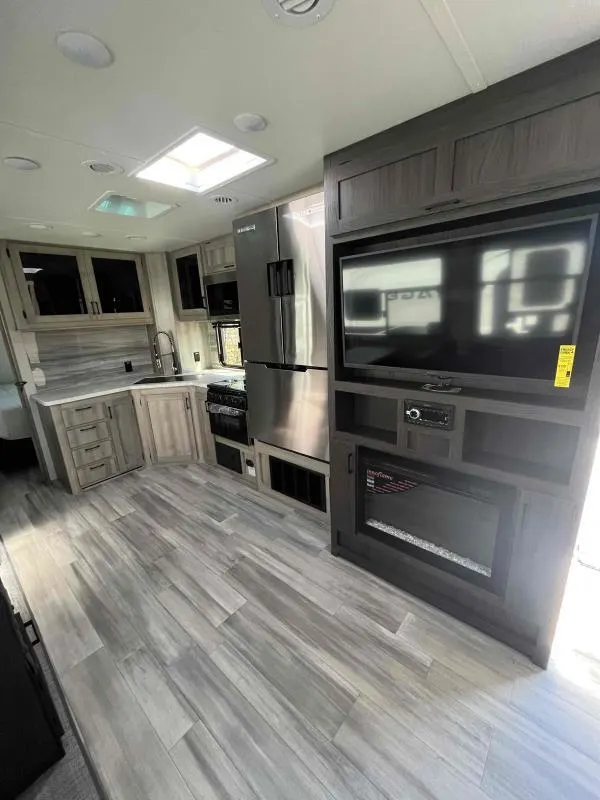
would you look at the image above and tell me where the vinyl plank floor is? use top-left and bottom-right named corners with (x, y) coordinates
top-left (118, 646), bottom-right (198, 749)
top-left (62, 648), bottom-right (194, 800)
top-left (5, 463), bottom-right (600, 800)
top-left (168, 647), bottom-right (335, 800)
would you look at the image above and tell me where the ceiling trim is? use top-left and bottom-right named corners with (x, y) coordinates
top-left (419, 0), bottom-right (487, 93)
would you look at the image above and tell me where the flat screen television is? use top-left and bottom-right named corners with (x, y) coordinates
top-left (340, 213), bottom-right (599, 396)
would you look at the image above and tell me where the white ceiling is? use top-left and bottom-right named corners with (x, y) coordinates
top-left (1, 0), bottom-right (600, 253)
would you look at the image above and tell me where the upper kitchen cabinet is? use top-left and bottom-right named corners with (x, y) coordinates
top-left (5, 244), bottom-right (153, 329)
top-left (84, 251), bottom-right (152, 322)
top-left (326, 44), bottom-right (600, 236)
top-left (169, 245), bottom-right (207, 321)
top-left (8, 245), bottom-right (92, 327)
top-left (202, 235), bottom-right (236, 275)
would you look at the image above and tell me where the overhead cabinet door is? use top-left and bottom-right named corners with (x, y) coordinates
top-left (84, 251), bottom-right (152, 321)
top-left (9, 245), bottom-right (93, 327)
top-left (170, 246), bottom-right (206, 320)
top-left (451, 93), bottom-right (600, 201)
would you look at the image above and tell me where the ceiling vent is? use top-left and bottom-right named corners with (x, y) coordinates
top-left (83, 160), bottom-right (123, 175)
top-left (211, 194), bottom-right (238, 205)
top-left (262, 0), bottom-right (335, 26)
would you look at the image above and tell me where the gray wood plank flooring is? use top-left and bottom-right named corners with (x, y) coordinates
top-left (2, 462), bottom-right (600, 800)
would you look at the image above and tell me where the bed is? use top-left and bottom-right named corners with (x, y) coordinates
top-left (0, 384), bottom-right (30, 441)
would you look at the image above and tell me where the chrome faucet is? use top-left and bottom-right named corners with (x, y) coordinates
top-left (152, 330), bottom-right (181, 375)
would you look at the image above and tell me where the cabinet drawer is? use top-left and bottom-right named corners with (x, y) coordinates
top-left (67, 421), bottom-right (109, 448)
top-left (77, 458), bottom-right (117, 488)
top-left (71, 439), bottom-right (114, 468)
top-left (62, 401), bottom-right (106, 429)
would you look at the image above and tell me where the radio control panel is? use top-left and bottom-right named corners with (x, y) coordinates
top-left (403, 400), bottom-right (454, 430)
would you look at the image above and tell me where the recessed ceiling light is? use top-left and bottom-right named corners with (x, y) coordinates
top-left (125, 235), bottom-right (147, 241)
top-left (262, 0), bottom-right (336, 26)
top-left (233, 113), bottom-right (268, 133)
top-left (135, 128), bottom-right (273, 195)
top-left (56, 31), bottom-right (114, 69)
top-left (28, 223), bottom-right (53, 230)
top-left (82, 160), bottom-right (123, 175)
top-left (81, 231), bottom-right (101, 238)
top-left (91, 192), bottom-right (177, 219)
top-left (3, 157), bottom-right (41, 171)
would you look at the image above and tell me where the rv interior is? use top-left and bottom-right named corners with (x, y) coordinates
top-left (3, 2), bottom-right (600, 799)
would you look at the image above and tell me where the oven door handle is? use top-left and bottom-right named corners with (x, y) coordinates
top-left (205, 402), bottom-right (246, 417)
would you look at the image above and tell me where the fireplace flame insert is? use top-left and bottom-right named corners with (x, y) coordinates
top-left (357, 449), bottom-right (517, 592)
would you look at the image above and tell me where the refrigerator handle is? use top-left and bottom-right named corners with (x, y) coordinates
top-left (285, 259), bottom-right (294, 296)
top-left (279, 259), bottom-right (294, 296)
top-left (267, 261), bottom-right (280, 297)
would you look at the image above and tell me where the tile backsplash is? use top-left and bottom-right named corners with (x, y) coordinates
top-left (26, 326), bottom-right (153, 389)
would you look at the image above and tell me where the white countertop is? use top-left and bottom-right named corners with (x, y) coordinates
top-left (32, 369), bottom-right (244, 407)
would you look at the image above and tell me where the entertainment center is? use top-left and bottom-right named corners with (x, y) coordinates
top-left (325, 41), bottom-right (600, 667)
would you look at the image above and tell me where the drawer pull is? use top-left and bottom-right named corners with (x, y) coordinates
top-left (75, 406), bottom-right (93, 412)
top-left (79, 426), bottom-right (97, 432)
top-left (84, 445), bottom-right (101, 452)
top-left (89, 463), bottom-right (106, 471)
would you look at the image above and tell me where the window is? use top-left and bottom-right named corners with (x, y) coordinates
top-left (214, 321), bottom-right (243, 368)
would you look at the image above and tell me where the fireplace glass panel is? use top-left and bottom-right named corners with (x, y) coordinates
top-left (358, 451), bottom-right (513, 585)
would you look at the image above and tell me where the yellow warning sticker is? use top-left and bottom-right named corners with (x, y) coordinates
top-left (554, 344), bottom-right (576, 388)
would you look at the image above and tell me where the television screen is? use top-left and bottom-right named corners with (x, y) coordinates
top-left (341, 218), bottom-right (593, 384)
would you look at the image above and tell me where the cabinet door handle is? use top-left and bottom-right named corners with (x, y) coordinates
top-left (185, 395), bottom-right (191, 411)
top-left (107, 405), bottom-right (113, 419)
top-left (347, 453), bottom-right (354, 474)
top-left (84, 445), bottom-right (101, 452)
top-left (75, 406), bottom-right (93, 412)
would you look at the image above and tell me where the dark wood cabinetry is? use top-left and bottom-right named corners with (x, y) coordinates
top-left (327, 42), bottom-right (600, 236)
top-left (325, 41), bottom-right (600, 667)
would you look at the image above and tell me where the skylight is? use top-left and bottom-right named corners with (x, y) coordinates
top-left (91, 193), bottom-right (177, 219)
top-left (135, 129), bottom-right (271, 194)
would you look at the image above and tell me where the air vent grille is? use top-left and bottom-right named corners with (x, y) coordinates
top-left (211, 195), bottom-right (237, 205)
top-left (262, 0), bottom-right (335, 26)
top-left (83, 160), bottom-right (123, 175)
top-left (278, 0), bottom-right (319, 13)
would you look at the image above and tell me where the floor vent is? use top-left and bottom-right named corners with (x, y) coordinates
top-left (269, 456), bottom-right (326, 512)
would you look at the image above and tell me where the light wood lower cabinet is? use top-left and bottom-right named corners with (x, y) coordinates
top-left (137, 390), bottom-right (199, 465)
top-left (106, 394), bottom-right (144, 473)
top-left (196, 389), bottom-right (216, 465)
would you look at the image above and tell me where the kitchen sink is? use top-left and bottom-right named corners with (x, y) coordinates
top-left (134, 375), bottom-right (196, 385)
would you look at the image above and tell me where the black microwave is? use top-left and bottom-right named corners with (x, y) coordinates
top-left (205, 271), bottom-right (239, 318)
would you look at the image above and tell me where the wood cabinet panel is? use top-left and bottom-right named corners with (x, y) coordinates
top-left (77, 458), bottom-right (117, 488)
top-left (71, 439), bottom-right (114, 468)
top-left (452, 93), bottom-right (600, 194)
top-left (141, 391), bottom-right (198, 464)
top-left (106, 394), bottom-right (144, 473)
top-left (329, 438), bottom-right (356, 553)
top-left (338, 148), bottom-right (438, 226)
top-left (202, 236), bottom-right (236, 275)
top-left (61, 400), bottom-right (106, 429)
top-left (66, 421), bottom-right (110, 448)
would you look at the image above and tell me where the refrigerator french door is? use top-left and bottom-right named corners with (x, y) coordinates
top-left (234, 192), bottom-right (329, 461)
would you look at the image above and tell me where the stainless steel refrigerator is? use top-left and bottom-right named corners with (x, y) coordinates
top-left (233, 191), bottom-right (329, 462)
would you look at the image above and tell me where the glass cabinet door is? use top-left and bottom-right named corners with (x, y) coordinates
top-left (85, 252), bottom-right (150, 319)
top-left (170, 247), bottom-right (206, 320)
top-left (11, 247), bottom-right (91, 323)
top-left (176, 253), bottom-right (204, 310)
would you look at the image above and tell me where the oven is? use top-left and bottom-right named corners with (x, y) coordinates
top-left (206, 382), bottom-right (249, 445)
top-left (204, 271), bottom-right (239, 318)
